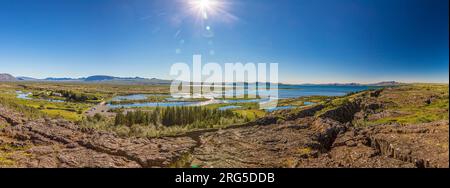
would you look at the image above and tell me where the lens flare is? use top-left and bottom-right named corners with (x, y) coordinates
top-left (188, 0), bottom-right (238, 22)
top-left (189, 0), bottom-right (220, 20)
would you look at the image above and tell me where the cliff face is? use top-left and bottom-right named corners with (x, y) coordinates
top-left (0, 105), bottom-right (197, 168)
top-left (189, 85), bottom-right (449, 168)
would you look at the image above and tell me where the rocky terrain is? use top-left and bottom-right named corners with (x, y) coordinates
top-left (190, 85), bottom-right (449, 168)
top-left (0, 106), bottom-right (196, 167)
top-left (1, 84), bottom-right (448, 168)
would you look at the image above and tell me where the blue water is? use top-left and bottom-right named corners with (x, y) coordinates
top-left (218, 105), bottom-right (242, 111)
top-left (107, 101), bottom-right (200, 108)
top-left (16, 91), bottom-right (65, 103)
top-left (265, 105), bottom-right (296, 112)
top-left (16, 91), bottom-right (32, 100)
top-left (224, 85), bottom-right (376, 99)
top-left (106, 85), bottom-right (374, 109)
top-left (111, 94), bottom-right (148, 101)
top-left (304, 101), bottom-right (316, 106)
top-left (111, 94), bottom-right (167, 101)
top-left (15, 86), bottom-right (374, 111)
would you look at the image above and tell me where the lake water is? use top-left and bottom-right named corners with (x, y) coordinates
top-left (110, 94), bottom-right (169, 101)
top-left (111, 94), bottom-right (149, 101)
top-left (265, 105), bottom-right (296, 112)
top-left (15, 91), bottom-right (65, 103)
top-left (218, 105), bottom-right (242, 111)
top-left (245, 85), bottom-right (376, 99)
top-left (108, 101), bottom-right (199, 108)
top-left (16, 91), bottom-right (32, 100)
top-left (15, 85), bottom-right (375, 112)
top-left (106, 85), bottom-right (375, 109)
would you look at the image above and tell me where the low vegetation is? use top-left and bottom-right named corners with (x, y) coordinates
top-left (278, 95), bottom-right (333, 107)
top-left (312, 84), bottom-right (449, 126)
top-left (81, 106), bottom-right (248, 137)
top-left (0, 143), bottom-right (30, 167)
top-left (0, 95), bottom-right (44, 119)
top-left (114, 106), bottom-right (242, 127)
top-left (363, 84), bottom-right (449, 125)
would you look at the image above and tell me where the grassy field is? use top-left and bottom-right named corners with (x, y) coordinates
top-left (366, 84), bottom-right (449, 125)
top-left (0, 82), bottom-right (171, 121)
top-left (278, 95), bottom-right (334, 107)
top-left (312, 83), bottom-right (449, 126)
top-left (0, 82), bottom-right (270, 137)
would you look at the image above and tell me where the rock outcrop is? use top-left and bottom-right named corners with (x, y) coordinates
top-left (189, 87), bottom-right (449, 168)
top-left (0, 105), bottom-right (196, 168)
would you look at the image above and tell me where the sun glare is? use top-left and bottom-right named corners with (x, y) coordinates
top-left (186, 0), bottom-right (237, 32)
top-left (189, 0), bottom-right (220, 19)
top-left (198, 0), bottom-right (213, 9)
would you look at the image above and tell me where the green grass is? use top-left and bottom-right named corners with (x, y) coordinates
top-left (0, 143), bottom-right (31, 167)
top-left (0, 154), bottom-right (15, 167)
top-left (13, 99), bottom-right (91, 121)
top-left (0, 83), bottom-right (92, 121)
top-left (233, 109), bottom-right (266, 120)
top-left (0, 96), bottom-right (44, 119)
top-left (0, 123), bottom-right (6, 130)
top-left (369, 96), bottom-right (448, 125)
top-left (315, 97), bottom-right (352, 117)
top-left (358, 84), bottom-right (448, 126)
top-left (278, 95), bottom-right (333, 107)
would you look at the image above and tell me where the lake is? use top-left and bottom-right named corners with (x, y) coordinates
top-left (106, 85), bottom-right (376, 109)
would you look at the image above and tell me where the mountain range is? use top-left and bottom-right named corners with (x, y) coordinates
top-left (1, 73), bottom-right (403, 86)
top-left (0, 73), bottom-right (172, 85)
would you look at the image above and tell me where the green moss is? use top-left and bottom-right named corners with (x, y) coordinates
top-left (0, 143), bottom-right (31, 167)
top-left (169, 153), bottom-right (193, 168)
top-left (0, 123), bottom-right (6, 130)
top-left (0, 154), bottom-right (15, 167)
top-left (233, 109), bottom-right (266, 120)
top-left (359, 84), bottom-right (449, 126)
top-left (278, 95), bottom-right (333, 107)
top-left (315, 97), bottom-right (352, 117)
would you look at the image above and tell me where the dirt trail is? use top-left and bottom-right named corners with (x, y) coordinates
top-left (85, 101), bottom-right (114, 117)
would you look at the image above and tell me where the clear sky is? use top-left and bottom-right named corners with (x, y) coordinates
top-left (0, 0), bottom-right (448, 84)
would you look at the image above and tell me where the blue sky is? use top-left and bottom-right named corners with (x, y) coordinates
top-left (0, 0), bottom-right (448, 83)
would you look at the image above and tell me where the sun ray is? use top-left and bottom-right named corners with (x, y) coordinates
top-left (187, 0), bottom-right (234, 22)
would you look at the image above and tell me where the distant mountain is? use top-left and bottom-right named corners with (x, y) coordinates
top-left (84, 75), bottom-right (117, 82)
top-left (368, 81), bottom-right (402, 86)
top-left (0, 73), bottom-right (172, 85)
top-left (44, 77), bottom-right (83, 81)
top-left (16, 76), bottom-right (38, 81)
top-left (83, 75), bottom-right (172, 85)
top-left (147, 78), bottom-right (172, 85)
top-left (0, 73), bottom-right (403, 86)
top-left (0, 73), bottom-right (17, 81)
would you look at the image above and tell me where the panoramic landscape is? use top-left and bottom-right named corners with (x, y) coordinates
top-left (0, 0), bottom-right (449, 168)
top-left (0, 75), bottom-right (448, 168)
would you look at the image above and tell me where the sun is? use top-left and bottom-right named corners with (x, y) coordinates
top-left (189, 0), bottom-right (220, 19)
top-left (198, 0), bottom-right (213, 10)
top-left (185, 0), bottom-right (237, 28)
